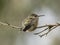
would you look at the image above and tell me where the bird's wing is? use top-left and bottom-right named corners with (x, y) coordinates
top-left (23, 23), bottom-right (32, 32)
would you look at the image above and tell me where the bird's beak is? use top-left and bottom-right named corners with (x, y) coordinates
top-left (38, 15), bottom-right (45, 17)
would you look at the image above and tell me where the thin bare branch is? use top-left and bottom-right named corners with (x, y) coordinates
top-left (36, 24), bottom-right (60, 28)
top-left (0, 21), bottom-right (60, 37)
top-left (0, 21), bottom-right (22, 30)
top-left (34, 28), bottom-right (48, 35)
top-left (34, 23), bottom-right (60, 37)
top-left (39, 25), bottom-right (59, 37)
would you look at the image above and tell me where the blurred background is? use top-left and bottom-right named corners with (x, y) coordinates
top-left (0, 0), bottom-right (60, 45)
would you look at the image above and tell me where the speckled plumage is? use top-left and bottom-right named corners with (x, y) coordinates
top-left (22, 14), bottom-right (39, 32)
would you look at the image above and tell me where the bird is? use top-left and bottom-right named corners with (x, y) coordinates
top-left (0, 13), bottom-right (59, 37)
top-left (22, 14), bottom-right (45, 32)
top-left (0, 13), bottom-right (44, 32)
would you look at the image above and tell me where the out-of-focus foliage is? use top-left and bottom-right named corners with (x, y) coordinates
top-left (0, 0), bottom-right (8, 11)
top-left (0, 0), bottom-right (5, 10)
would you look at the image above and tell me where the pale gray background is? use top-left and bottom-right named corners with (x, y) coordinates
top-left (0, 0), bottom-right (60, 45)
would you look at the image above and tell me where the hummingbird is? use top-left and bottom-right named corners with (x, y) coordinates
top-left (22, 14), bottom-right (45, 32)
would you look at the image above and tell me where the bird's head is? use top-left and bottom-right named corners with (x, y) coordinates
top-left (31, 14), bottom-right (45, 17)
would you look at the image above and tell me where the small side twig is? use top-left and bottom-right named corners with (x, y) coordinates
top-left (39, 26), bottom-right (58, 37)
top-left (34, 23), bottom-right (60, 37)
top-left (34, 28), bottom-right (48, 35)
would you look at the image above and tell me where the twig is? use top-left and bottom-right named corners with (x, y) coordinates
top-left (34, 23), bottom-right (60, 37)
top-left (39, 26), bottom-right (58, 37)
top-left (34, 28), bottom-right (48, 35)
top-left (0, 21), bottom-right (22, 30)
top-left (0, 21), bottom-right (60, 37)
top-left (36, 23), bottom-right (60, 28)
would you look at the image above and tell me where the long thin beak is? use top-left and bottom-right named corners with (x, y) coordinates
top-left (38, 15), bottom-right (45, 17)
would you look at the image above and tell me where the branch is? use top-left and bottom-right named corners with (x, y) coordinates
top-left (0, 21), bottom-right (22, 30)
top-left (34, 28), bottom-right (48, 35)
top-left (39, 26), bottom-right (58, 37)
top-left (0, 21), bottom-right (60, 37)
top-left (34, 23), bottom-right (60, 37)
top-left (36, 23), bottom-right (60, 28)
